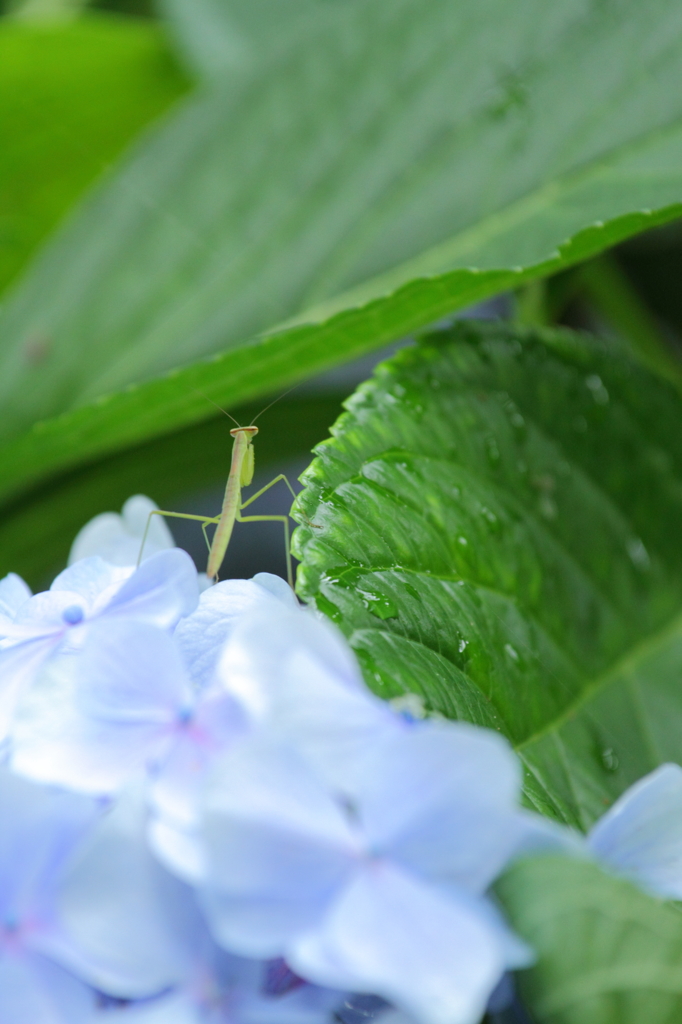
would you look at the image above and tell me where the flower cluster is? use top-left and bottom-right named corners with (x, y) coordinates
top-left (1, 495), bottom-right (682, 1024)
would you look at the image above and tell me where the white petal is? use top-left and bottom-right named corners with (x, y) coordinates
top-left (51, 558), bottom-right (131, 605)
top-left (240, 976), bottom-right (345, 1024)
top-left (289, 864), bottom-right (509, 1024)
top-left (174, 580), bottom-right (279, 691)
top-left (103, 550), bottom-right (199, 629)
top-left (251, 573), bottom-right (298, 607)
top-left (148, 816), bottom-right (207, 885)
top-left (150, 688), bottom-right (248, 828)
top-left (588, 763), bottom-right (682, 899)
top-left (510, 810), bottom-right (586, 861)
top-left (0, 573), bottom-right (31, 621)
top-left (218, 603), bottom-right (364, 721)
top-left (99, 993), bottom-right (202, 1024)
top-left (199, 739), bottom-right (359, 957)
top-left (70, 496), bottom-right (175, 568)
top-left (73, 620), bottom-right (193, 723)
top-left (0, 766), bottom-right (97, 921)
top-left (354, 723), bottom-right (523, 893)
top-left (0, 637), bottom-right (57, 742)
top-left (11, 653), bottom-right (165, 794)
top-left (0, 952), bottom-right (97, 1024)
top-left (52, 788), bottom-right (203, 998)
top-left (6, 590), bottom-right (88, 637)
top-left (257, 649), bottom-right (401, 791)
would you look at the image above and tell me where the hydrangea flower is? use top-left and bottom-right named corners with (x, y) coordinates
top-left (45, 781), bottom-right (347, 1024)
top-left (0, 550), bottom-right (199, 742)
top-left (587, 763), bottom-right (682, 899)
top-left (0, 766), bottom-right (101, 1023)
top-left (189, 723), bottom-right (535, 1024)
top-left (68, 496), bottom-right (176, 568)
top-left (11, 619), bottom-right (249, 829)
top-left (13, 495), bottom-right (663, 1024)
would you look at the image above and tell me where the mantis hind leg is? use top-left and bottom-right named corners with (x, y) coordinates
top-left (240, 473), bottom-right (320, 529)
top-left (137, 509), bottom-right (219, 568)
top-left (236, 511), bottom-right (293, 589)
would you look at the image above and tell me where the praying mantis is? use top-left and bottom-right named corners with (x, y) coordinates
top-left (137, 405), bottom-right (318, 588)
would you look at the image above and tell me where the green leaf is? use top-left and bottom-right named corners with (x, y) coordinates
top-left (292, 321), bottom-right (682, 828)
top-left (2, 0), bottom-right (682, 444)
top-left (157, 0), bottom-right (331, 79)
top-left (0, 14), bottom-right (188, 295)
top-left (497, 856), bottom-right (682, 1024)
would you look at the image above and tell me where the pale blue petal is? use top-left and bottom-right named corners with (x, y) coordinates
top-left (510, 810), bottom-right (586, 861)
top-left (4, 590), bottom-right (91, 637)
top-left (200, 739), bottom-right (358, 957)
top-left (174, 581), bottom-right (280, 692)
top-left (103, 550), bottom-right (199, 629)
top-left (0, 766), bottom-right (97, 921)
top-left (11, 653), bottom-right (165, 794)
top-left (96, 993), bottom-right (202, 1024)
top-left (52, 788), bottom-right (203, 998)
top-left (289, 864), bottom-right (508, 1024)
top-left (0, 637), bottom-right (57, 742)
top-left (588, 763), bottom-right (682, 899)
top-left (51, 558), bottom-right (131, 606)
top-left (148, 816), bottom-right (206, 885)
top-left (73, 620), bottom-right (193, 723)
top-left (218, 604), bottom-right (364, 720)
top-left (150, 689), bottom-right (248, 829)
top-left (69, 496), bottom-right (175, 568)
top-left (240, 978), bottom-right (345, 1024)
top-left (354, 724), bottom-right (523, 894)
top-left (249, 649), bottom-right (402, 792)
top-left (251, 574), bottom-right (298, 608)
top-left (0, 573), bottom-right (31, 620)
top-left (0, 952), bottom-right (97, 1024)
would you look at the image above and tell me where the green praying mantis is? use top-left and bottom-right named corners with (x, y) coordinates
top-left (137, 399), bottom-right (319, 588)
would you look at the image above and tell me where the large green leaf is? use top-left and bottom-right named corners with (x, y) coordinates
top-left (498, 856), bottom-right (682, 1024)
top-left (0, 14), bottom-right (187, 295)
top-left (292, 321), bottom-right (682, 828)
top-left (2, 0), bottom-right (682, 444)
top-left (157, 0), bottom-right (330, 79)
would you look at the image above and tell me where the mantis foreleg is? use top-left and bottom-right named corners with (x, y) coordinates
top-left (137, 509), bottom-right (218, 567)
top-left (240, 473), bottom-right (320, 529)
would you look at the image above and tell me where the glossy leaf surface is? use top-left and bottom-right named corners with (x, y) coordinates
top-left (293, 322), bottom-right (682, 828)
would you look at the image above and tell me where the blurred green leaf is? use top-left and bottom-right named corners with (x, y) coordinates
top-left (498, 856), bottom-right (682, 1024)
top-left (293, 322), bottom-right (682, 827)
top-left (0, 14), bottom-right (188, 295)
top-left (157, 0), bottom-right (328, 79)
top-left (2, 0), bottom-right (682, 445)
top-left (577, 253), bottom-right (681, 386)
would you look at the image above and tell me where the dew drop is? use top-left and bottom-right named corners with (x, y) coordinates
top-left (485, 436), bottom-right (501, 465)
top-left (458, 638), bottom-right (469, 653)
top-left (600, 747), bottom-right (619, 773)
top-left (357, 586), bottom-right (398, 621)
top-left (627, 538), bottom-right (650, 570)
